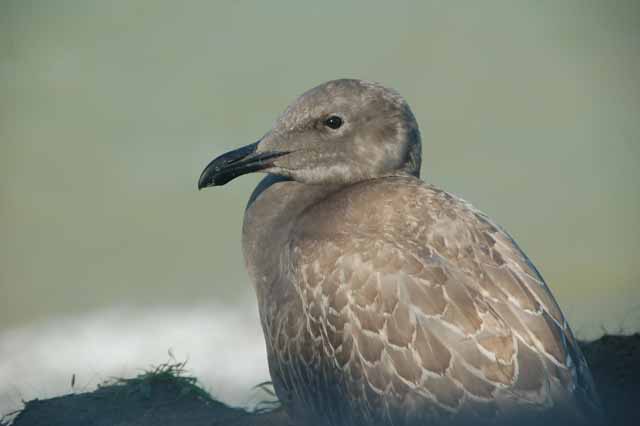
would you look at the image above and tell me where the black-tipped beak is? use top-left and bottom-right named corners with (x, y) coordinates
top-left (198, 142), bottom-right (289, 189)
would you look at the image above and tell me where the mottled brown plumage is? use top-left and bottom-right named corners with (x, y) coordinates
top-left (199, 79), bottom-right (602, 425)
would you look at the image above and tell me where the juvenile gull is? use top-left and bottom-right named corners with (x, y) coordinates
top-left (198, 79), bottom-right (601, 425)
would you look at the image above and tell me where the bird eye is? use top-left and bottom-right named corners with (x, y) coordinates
top-left (324, 115), bottom-right (343, 130)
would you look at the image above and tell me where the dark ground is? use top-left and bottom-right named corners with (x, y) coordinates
top-left (3, 334), bottom-right (639, 426)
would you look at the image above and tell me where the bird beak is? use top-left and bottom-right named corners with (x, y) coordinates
top-left (198, 141), bottom-right (289, 189)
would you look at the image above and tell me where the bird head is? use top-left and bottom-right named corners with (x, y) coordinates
top-left (198, 79), bottom-right (421, 189)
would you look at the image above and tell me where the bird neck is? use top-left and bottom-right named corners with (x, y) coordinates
top-left (242, 175), bottom-right (341, 317)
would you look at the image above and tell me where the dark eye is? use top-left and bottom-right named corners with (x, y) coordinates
top-left (324, 115), bottom-right (343, 130)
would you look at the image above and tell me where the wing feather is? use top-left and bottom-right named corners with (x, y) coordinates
top-left (287, 183), bottom-right (600, 423)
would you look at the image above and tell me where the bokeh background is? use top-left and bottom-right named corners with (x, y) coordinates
top-left (1, 0), bottom-right (639, 416)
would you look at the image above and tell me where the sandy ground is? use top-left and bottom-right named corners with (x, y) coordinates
top-left (3, 334), bottom-right (639, 426)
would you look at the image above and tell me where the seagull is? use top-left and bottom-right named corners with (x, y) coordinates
top-left (198, 79), bottom-right (602, 425)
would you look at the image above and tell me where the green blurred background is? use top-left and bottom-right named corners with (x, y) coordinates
top-left (1, 0), bottom-right (639, 411)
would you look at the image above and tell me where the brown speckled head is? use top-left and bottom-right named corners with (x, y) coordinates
top-left (198, 79), bottom-right (421, 189)
top-left (262, 79), bottom-right (421, 184)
